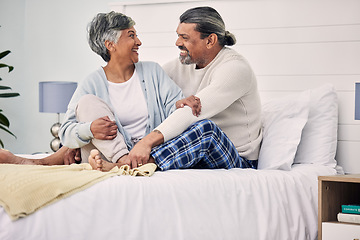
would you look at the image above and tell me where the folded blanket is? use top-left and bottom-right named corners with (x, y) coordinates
top-left (0, 163), bottom-right (157, 220)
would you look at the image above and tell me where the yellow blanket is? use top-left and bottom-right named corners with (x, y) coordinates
top-left (0, 163), bottom-right (157, 220)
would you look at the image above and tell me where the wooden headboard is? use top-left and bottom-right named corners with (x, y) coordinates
top-left (110, 0), bottom-right (360, 174)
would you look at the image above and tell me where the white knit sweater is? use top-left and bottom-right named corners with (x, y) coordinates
top-left (156, 47), bottom-right (263, 160)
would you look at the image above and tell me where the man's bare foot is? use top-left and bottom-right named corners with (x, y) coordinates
top-left (0, 149), bottom-right (37, 165)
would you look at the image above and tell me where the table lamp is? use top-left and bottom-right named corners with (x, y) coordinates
top-left (356, 83), bottom-right (360, 120)
top-left (39, 81), bottom-right (77, 152)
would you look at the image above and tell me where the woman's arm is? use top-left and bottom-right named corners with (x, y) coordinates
top-left (59, 74), bottom-right (114, 149)
top-left (59, 86), bottom-right (94, 149)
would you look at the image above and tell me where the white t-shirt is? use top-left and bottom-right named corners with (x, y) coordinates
top-left (108, 70), bottom-right (148, 142)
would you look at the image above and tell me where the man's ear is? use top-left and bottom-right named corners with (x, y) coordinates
top-left (206, 33), bottom-right (218, 49)
top-left (105, 40), bottom-right (115, 52)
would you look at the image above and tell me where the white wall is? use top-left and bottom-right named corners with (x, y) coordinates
top-left (1, 0), bottom-right (111, 153)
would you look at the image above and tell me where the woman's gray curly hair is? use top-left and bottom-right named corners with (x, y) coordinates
top-left (87, 11), bottom-right (135, 62)
top-left (180, 6), bottom-right (236, 47)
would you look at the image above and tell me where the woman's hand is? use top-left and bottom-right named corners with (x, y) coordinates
top-left (176, 95), bottom-right (201, 117)
top-left (90, 116), bottom-right (118, 140)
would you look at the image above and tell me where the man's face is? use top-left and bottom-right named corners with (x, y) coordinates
top-left (175, 23), bottom-right (208, 68)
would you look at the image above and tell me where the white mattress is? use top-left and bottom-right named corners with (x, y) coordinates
top-left (0, 164), bottom-right (336, 240)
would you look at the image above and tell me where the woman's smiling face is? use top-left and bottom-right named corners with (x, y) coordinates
top-left (112, 26), bottom-right (142, 63)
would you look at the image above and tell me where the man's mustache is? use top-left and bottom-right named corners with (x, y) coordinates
top-left (178, 46), bottom-right (189, 52)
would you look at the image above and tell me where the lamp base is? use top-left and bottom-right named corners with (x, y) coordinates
top-left (50, 122), bottom-right (62, 152)
top-left (51, 122), bottom-right (61, 138)
top-left (50, 138), bottom-right (61, 152)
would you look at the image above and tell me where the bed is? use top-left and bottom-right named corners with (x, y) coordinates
top-left (0, 84), bottom-right (342, 240)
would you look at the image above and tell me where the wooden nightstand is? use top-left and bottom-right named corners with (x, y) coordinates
top-left (318, 174), bottom-right (360, 240)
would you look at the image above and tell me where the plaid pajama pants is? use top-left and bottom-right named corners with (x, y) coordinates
top-left (151, 119), bottom-right (258, 171)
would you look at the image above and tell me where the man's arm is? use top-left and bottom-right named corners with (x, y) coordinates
top-left (157, 59), bottom-right (252, 143)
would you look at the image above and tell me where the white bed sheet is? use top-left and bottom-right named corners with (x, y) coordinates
top-left (0, 164), bottom-right (336, 240)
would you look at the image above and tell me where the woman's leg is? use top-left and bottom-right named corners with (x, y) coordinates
top-left (76, 94), bottom-right (129, 166)
top-left (151, 119), bottom-right (258, 171)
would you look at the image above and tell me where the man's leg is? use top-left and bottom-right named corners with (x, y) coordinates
top-left (76, 94), bottom-right (129, 164)
top-left (0, 147), bottom-right (67, 165)
top-left (151, 119), bottom-right (258, 171)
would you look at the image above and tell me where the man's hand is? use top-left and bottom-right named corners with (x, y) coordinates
top-left (128, 141), bottom-right (152, 168)
top-left (117, 154), bottom-right (131, 166)
top-left (176, 95), bottom-right (201, 116)
top-left (64, 148), bottom-right (81, 165)
top-left (90, 116), bottom-right (118, 140)
top-left (127, 130), bottom-right (164, 168)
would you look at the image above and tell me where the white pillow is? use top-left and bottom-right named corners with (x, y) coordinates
top-left (258, 91), bottom-right (310, 170)
top-left (294, 84), bottom-right (338, 167)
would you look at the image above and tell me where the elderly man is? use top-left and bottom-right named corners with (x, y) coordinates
top-left (120, 6), bottom-right (262, 170)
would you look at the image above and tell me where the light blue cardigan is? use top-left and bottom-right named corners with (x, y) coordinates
top-left (59, 61), bottom-right (184, 150)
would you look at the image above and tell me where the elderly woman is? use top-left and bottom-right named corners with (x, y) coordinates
top-left (58, 12), bottom-right (190, 170)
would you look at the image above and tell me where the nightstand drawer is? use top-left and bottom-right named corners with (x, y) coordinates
top-left (322, 222), bottom-right (360, 240)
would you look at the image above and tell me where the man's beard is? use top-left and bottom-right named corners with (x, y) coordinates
top-left (178, 48), bottom-right (206, 67)
top-left (179, 51), bottom-right (193, 65)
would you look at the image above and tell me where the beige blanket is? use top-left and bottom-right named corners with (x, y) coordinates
top-left (0, 163), bottom-right (157, 220)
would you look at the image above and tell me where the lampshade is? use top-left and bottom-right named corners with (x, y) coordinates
top-left (39, 81), bottom-right (77, 113)
top-left (356, 83), bottom-right (360, 120)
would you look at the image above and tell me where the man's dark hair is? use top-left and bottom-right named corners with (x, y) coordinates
top-left (180, 6), bottom-right (236, 46)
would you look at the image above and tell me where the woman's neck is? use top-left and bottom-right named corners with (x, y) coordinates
top-left (103, 60), bottom-right (135, 83)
